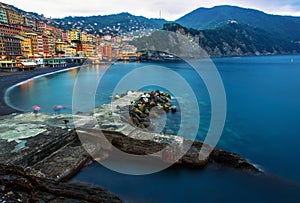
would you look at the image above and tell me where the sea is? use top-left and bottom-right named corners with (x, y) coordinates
top-left (6, 55), bottom-right (300, 202)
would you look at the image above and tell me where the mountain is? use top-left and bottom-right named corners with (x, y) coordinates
top-left (133, 22), bottom-right (300, 57)
top-left (198, 23), bottom-right (300, 56)
top-left (52, 13), bottom-right (168, 35)
top-left (176, 5), bottom-right (300, 41)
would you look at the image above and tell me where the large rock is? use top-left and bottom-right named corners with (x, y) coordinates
top-left (77, 128), bottom-right (260, 173)
top-left (0, 114), bottom-right (92, 181)
top-left (0, 164), bottom-right (122, 203)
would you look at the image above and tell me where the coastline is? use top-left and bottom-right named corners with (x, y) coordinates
top-left (0, 65), bottom-right (81, 116)
top-left (0, 64), bottom-right (260, 200)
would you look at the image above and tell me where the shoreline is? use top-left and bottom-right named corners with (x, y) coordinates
top-left (0, 64), bottom-right (82, 116)
top-left (0, 89), bottom-right (260, 201)
top-left (2, 54), bottom-right (298, 116)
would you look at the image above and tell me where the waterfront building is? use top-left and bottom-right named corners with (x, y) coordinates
top-left (62, 31), bottom-right (69, 42)
top-left (94, 35), bottom-right (103, 58)
top-left (18, 61), bottom-right (37, 71)
top-left (55, 40), bottom-right (67, 56)
top-left (50, 26), bottom-right (63, 40)
top-left (82, 42), bottom-right (93, 56)
top-left (37, 21), bottom-right (50, 32)
top-left (69, 28), bottom-right (81, 42)
top-left (43, 57), bottom-right (67, 67)
top-left (64, 46), bottom-right (77, 57)
top-left (42, 33), bottom-right (55, 57)
top-left (37, 22), bottom-right (61, 39)
top-left (102, 43), bottom-right (112, 61)
top-left (37, 34), bottom-right (44, 56)
top-left (0, 24), bottom-right (21, 37)
top-left (81, 31), bottom-right (87, 42)
top-left (75, 41), bottom-right (83, 53)
top-left (6, 7), bottom-right (23, 25)
top-left (0, 35), bottom-right (5, 58)
top-left (0, 35), bottom-right (22, 59)
top-left (121, 44), bottom-right (137, 54)
top-left (113, 48), bottom-right (122, 59)
top-left (0, 60), bottom-right (19, 72)
top-left (0, 6), bottom-right (8, 24)
top-left (13, 24), bottom-right (34, 33)
top-left (23, 32), bottom-right (39, 57)
top-left (18, 34), bottom-right (32, 58)
top-left (87, 34), bottom-right (95, 43)
top-left (23, 14), bottom-right (37, 30)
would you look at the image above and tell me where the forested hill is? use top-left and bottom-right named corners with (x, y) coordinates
top-left (161, 22), bottom-right (300, 57)
top-left (53, 13), bottom-right (168, 36)
top-left (176, 5), bottom-right (300, 42)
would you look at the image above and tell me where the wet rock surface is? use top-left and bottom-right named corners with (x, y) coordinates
top-left (75, 91), bottom-right (260, 172)
top-left (77, 128), bottom-right (259, 172)
top-left (0, 113), bottom-right (122, 202)
top-left (26, 140), bottom-right (92, 181)
top-left (0, 164), bottom-right (122, 203)
top-left (0, 115), bottom-right (93, 179)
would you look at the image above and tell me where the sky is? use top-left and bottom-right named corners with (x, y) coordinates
top-left (1, 0), bottom-right (300, 20)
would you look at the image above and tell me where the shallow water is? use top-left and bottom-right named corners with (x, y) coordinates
top-left (6, 55), bottom-right (300, 202)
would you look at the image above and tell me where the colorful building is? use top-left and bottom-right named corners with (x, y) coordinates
top-left (87, 34), bottom-right (95, 43)
top-left (42, 33), bottom-right (55, 57)
top-left (13, 24), bottom-right (34, 33)
top-left (0, 34), bottom-right (22, 59)
top-left (0, 24), bottom-right (21, 37)
top-left (23, 14), bottom-right (37, 30)
top-left (81, 31), bottom-right (87, 42)
top-left (55, 40), bottom-right (67, 56)
top-left (6, 7), bottom-right (23, 25)
top-left (0, 6), bottom-right (8, 24)
top-left (69, 28), bottom-right (81, 41)
top-left (17, 34), bottom-right (31, 58)
top-left (0, 3), bottom-right (140, 60)
top-left (82, 42), bottom-right (93, 56)
top-left (22, 32), bottom-right (39, 57)
top-left (37, 34), bottom-right (44, 55)
top-left (64, 46), bottom-right (76, 57)
top-left (62, 31), bottom-right (69, 42)
top-left (0, 60), bottom-right (19, 72)
top-left (102, 43), bottom-right (112, 61)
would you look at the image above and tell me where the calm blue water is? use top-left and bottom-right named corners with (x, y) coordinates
top-left (6, 55), bottom-right (300, 202)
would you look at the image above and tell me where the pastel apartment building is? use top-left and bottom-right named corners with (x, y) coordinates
top-left (0, 2), bottom-right (138, 60)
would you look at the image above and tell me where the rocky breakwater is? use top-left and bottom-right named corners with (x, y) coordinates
top-left (75, 91), bottom-right (260, 173)
top-left (128, 91), bottom-right (177, 129)
top-left (0, 113), bottom-right (122, 202)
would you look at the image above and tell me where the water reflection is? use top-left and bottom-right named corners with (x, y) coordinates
top-left (20, 80), bottom-right (34, 93)
top-left (67, 68), bottom-right (79, 79)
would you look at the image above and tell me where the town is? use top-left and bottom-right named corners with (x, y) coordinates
top-left (0, 2), bottom-right (143, 72)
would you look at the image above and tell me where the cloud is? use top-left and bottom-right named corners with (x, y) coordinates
top-left (1, 0), bottom-right (300, 20)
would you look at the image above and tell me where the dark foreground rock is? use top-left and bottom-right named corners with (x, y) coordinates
top-left (0, 164), bottom-right (122, 203)
top-left (0, 114), bottom-right (92, 182)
